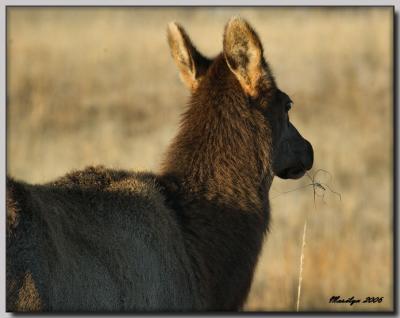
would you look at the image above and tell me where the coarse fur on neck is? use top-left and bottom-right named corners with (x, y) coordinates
top-left (161, 54), bottom-right (274, 213)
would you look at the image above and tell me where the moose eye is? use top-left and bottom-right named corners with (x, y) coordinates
top-left (285, 101), bottom-right (293, 112)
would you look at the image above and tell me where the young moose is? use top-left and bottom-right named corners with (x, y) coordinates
top-left (7, 17), bottom-right (313, 311)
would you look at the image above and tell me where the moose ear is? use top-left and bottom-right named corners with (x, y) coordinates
top-left (223, 17), bottom-right (272, 96)
top-left (167, 22), bottom-right (210, 91)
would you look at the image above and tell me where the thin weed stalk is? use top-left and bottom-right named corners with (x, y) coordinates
top-left (296, 217), bottom-right (308, 311)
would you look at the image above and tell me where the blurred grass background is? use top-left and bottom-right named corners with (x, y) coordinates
top-left (7, 7), bottom-right (393, 311)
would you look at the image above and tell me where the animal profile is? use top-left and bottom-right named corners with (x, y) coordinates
top-left (7, 17), bottom-right (313, 312)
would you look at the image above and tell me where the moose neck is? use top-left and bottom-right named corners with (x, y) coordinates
top-left (160, 56), bottom-right (273, 308)
top-left (161, 55), bottom-right (273, 214)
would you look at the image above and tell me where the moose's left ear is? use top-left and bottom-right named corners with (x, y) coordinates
top-left (223, 17), bottom-right (273, 97)
top-left (167, 22), bottom-right (211, 92)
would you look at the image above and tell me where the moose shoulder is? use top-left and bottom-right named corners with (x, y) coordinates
top-left (7, 17), bottom-right (313, 312)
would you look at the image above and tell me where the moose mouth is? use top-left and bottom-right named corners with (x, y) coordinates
top-left (277, 167), bottom-right (306, 180)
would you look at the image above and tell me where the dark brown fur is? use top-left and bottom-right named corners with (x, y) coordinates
top-left (6, 17), bottom-right (313, 312)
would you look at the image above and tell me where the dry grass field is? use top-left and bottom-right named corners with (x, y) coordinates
top-left (7, 7), bottom-right (393, 311)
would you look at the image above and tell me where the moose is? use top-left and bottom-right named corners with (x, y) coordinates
top-left (6, 17), bottom-right (313, 311)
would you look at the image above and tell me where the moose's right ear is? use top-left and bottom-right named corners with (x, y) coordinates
top-left (223, 17), bottom-right (274, 97)
top-left (167, 22), bottom-right (210, 92)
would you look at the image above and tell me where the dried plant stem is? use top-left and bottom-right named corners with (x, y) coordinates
top-left (296, 218), bottom-right (308, 312)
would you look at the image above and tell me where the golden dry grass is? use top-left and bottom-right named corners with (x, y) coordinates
top-left (7, 7), bottom-right (393, 311)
